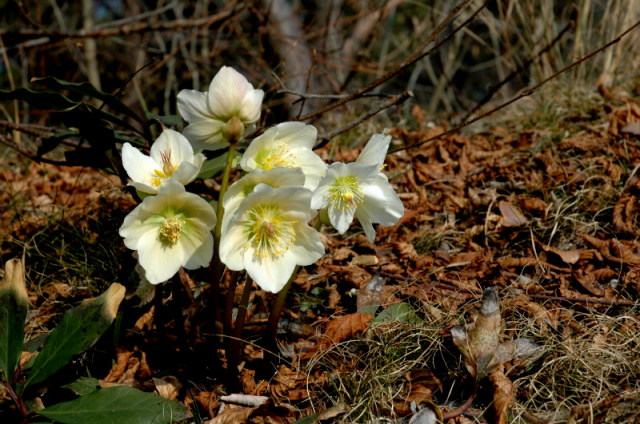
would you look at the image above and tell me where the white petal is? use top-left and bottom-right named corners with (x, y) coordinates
top-left (182, 121), bottom-right (227, 151)
top-left (328, 204), bottom-right (356, 234)
top-left (150, 130), bottom-right (195, 165)
top-left (357, 210), bottom-right (376, 242)
top-left (207, 67), bottom-right (257, 120)
top-left (360, 177), bottom-right (404, 225)
top-left (136, 230), bottom-right (185, 284)
top-left (122, 143), bottom-right (158, 184)
top-left (129, 181), bottom-right (158, 194)
top-left (177, 89), bottom-right (211, 123)
top-left (240, 126), bottom-right (277, 171)
top-left (244, 251), bottom-right (296, 293)
top-left (219, 223), bottom-right (248, 270)
top-left (356, 133), bottom-right (391, 168)
top-left (289, 223), bottom-right (325, 265)
top-left (310, 184), bottom-right (330, 210)
top-left (184, 231), bottom-right (214, 269)
top-left (172, 162), bottom-right (200, 185)
top-left (290, 149), bottom-right (327, 190)
top-left (239, 89), bottom-right (264, 124)
top-left (273, 122), bottom-right (317, 149)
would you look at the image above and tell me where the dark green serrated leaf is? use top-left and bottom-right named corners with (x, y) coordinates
top-left (0, 260), bottom-right (28, 384)
top-left (38, 386), bottom-right (189, 424)
top-left (62, 377), bottom-right (100, 396)
top-left (34, 77), bottom-right (142, 124)
top-left (198, 150), bottom-right (242, 179)
top-left (22, 284), bottom-right (125, 393)
top-left (0, 88), bottom-right (78, 110)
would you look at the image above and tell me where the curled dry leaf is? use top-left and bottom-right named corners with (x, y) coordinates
top-left (153, 375), bottom-right (181, 400)
top-left (488, 365), bottom-right (514, 424)
top-left (219, 394), bottom-right (269, 407)
top-left (499, 200), bottom-right (529, 227)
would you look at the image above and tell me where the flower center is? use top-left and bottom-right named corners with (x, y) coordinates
top-left (159, 216), bottom-right (183, 245)
top-left (257, 143), bottom-right (297, 171)
top-left (150, 151), bottom-right (178, 188)
top-left (327, 175), bottom-right (364, 210)
top-left (243, 204), bottom-right (297, 258)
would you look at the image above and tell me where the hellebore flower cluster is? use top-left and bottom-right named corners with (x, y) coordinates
top-left (119, 65), bottom-right (405, 293)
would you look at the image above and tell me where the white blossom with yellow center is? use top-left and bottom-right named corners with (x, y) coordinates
top-left (119, 181), bottom-right (216, 284)
top-left (221, 167), bottom-right (305, 234)
top-left (177, 66), bottom-right (264, 150)
top-left (122, 129), bottom-right (205, 194)
top-left (240, 122), bottom-right (327, 190)
top-left (219, 184), bottom-right (325, 293)
top-left (311, 132), bottom-right (404, 241)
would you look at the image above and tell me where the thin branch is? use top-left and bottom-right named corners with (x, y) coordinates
top-left (391, 17), bottom-right (640, 154)
top-left (294, 0), bottom-right (483, 122)
top-left (315, 91), bottom-right (413, 149)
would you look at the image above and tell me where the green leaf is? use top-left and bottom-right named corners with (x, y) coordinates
top-left (33, 77), bottom-right (143, 124)
top-left (145, 112), bottom-right (183, 128)
top-left (198, 150), bottom-right (242, 179)
top-left (62, 377), bottom-right (101, 396)
top-left (38, 386), bottom-right (189, 424)
top-left (0, 259), bottom-right (28, 383)
top-left (22, 284), bottom-right (126, 393)
top-left (374, 302), bottom-right (423, 325)
top-left (0, 87), bottom-right (78, 110)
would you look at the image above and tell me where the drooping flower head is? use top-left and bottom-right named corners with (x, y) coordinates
top-left (222, 167), bottom-right (306, 232)
top-left (119, 181), bottom-right (216, 284)
top-left (240, 122), bottom-right (327, 190)
top-left (122, 129), bottom-right (205, 194)
top-left (311, 133), bottom-right (404, 241)
top-left (219, 184), bottom-right (325, 293)
top-left (177, 66), bottom-right (264, 150)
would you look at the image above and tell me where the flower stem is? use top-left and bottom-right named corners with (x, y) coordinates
top-left (265, 265), bottom-right (300, 347)
top-left (225, 277), bottom-right (254, 383)
top-left (209, 144), bottom-right (238, 330)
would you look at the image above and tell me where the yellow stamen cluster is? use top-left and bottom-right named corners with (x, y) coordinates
top-left (150, 151), bottom-right (178, 188)
top-left (259, 143), bottom-right (297, 170)
top-left (159, 216), bottom-right (183, 245)
top-left (327, 175), bottom-right (364, 210)
top-left (244, 205), bottom-right (297, 258)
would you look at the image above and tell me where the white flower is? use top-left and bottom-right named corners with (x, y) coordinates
top-left (311, 160), bottom-right (404, 242)
top-left (177, 66), bottom-right (264, 150)
top-left (122, 129), bottom-right (205, 194)
top-left (119, 181), bottom-right (216, 284)
top-left (356, 132), bottom-right (392, 178)
top-left (240, 122), bottom-right (327, 190)
top-left (222, 167), bottom-right (306, 232)
top-left (219, 184), bottom-right (325, 293)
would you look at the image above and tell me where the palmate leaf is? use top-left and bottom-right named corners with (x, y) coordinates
top-left (21, 284), bottom-right (126, 394)
top-left (38, 386), bottom-right (189, 424)
top-left (0, 259), bottom-right (28, 384)
top-left (33, 76), bottom-right (143, 124)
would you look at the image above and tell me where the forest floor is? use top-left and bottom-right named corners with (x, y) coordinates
top-left (2, 81), bottom-right (640, 423)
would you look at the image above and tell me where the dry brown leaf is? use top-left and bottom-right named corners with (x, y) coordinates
top-left (499, 201), bottom-right (529, 227)
top-left (488, 365), bottom-right (514, 424)
top-left (539, 243), bottom-right (581, 265)
top-left (205, 405), bottom-right (255, 424)
top-left (319, 312), bottom-right (372, 351)
top-left (153, 375), bottom-right (181, 401)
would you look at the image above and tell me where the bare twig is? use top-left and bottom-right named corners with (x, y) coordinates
top-left (294, 0), bottom-right (483, 122)
top-left (315, 91), bottom-right (413, 149)
top-left (391, 17), bottom-right (640, 154)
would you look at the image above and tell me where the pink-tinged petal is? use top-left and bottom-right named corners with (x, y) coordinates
top-left (207, 67), bottom-right (256, 119)
top-left (151, 130), bottom-right (195, 165)
top-left (244, 251), bottom-right (296, 293)
top-left (182, 121), bottom-right (227, 151)
top-left (136, 230), bottom-right (185, 284)
top-left (122, 143), bottom-right (158, 183)
top-left (177, 89), bottom-right (212, 122)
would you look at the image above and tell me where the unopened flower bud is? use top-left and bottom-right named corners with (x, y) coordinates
top-left (222, 116), bottom-right (245, 145)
